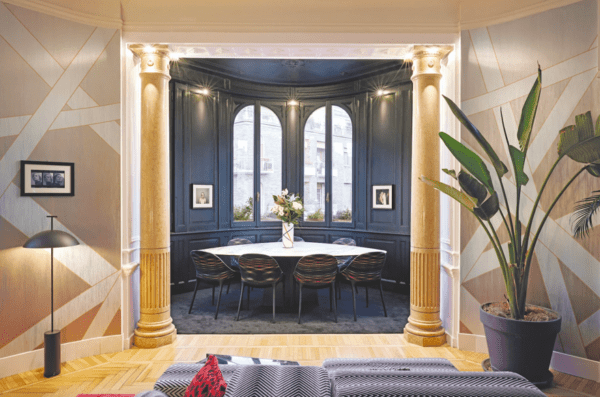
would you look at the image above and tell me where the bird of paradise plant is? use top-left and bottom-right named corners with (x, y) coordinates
top-left (422, 66), bottom-right (600, 320)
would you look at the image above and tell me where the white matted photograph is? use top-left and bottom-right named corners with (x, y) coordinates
top-left (21, 160), bottom-right (74, 196)
top-left (373, 185), bottom-right (393, 209)
top-left (192, 184), bottom-right (213, 208)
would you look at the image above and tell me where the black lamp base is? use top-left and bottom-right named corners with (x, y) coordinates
top-left (44, 330), bottom-right (61, 378)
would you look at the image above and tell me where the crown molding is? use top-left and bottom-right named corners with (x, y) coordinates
top-left (459, 0), bottom-right (582, 30)
top-left (122, 21), bottom-right (459, 34)
top-left (2, 0), bottom-right (122, 29)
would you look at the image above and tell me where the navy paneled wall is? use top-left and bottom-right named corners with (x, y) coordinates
top-left (169, 63), bottom-right (413, 294)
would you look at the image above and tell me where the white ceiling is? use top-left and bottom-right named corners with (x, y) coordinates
top-left (2, 0), bottom-right (583, 32)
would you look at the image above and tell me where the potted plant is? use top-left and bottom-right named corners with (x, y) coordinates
top-left (422, 66), bottom-right (600, 387)
top-left (271, 189), bottom-right (305, 247)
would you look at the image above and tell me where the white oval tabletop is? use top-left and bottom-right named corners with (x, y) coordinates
top-left (200, 241), bottom-right (386, 258)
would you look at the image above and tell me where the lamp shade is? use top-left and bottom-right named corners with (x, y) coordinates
top-left (23, 230), bottom-right (79, 249)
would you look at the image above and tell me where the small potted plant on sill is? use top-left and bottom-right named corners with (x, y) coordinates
top-left (271, 189), bottom-right (305, 248)
top-left (422, 65), bottom-right (600, 388)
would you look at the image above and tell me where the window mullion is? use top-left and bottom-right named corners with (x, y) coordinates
top-left (254, 101), bottom-right (261, 226)
top-left (325, 102), bottom-right (332, 227)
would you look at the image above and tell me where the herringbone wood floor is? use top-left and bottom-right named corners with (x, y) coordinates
top-left (0, 334), bottom-right (598, 396)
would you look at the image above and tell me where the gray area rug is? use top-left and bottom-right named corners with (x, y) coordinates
top-left (171, 283), bottom-right (409, 334)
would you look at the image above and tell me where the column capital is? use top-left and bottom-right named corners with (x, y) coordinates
top-left (129, 44), bottom-right (171, 77)
top-left (410, 45), bottom-right (453, 79)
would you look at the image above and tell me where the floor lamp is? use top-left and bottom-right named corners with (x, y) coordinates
top-left (23, 215), bottom-right (79, 378)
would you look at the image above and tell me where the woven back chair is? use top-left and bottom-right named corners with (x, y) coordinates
top-left (227, 238), bottom-right (252, 269)
top-left (339, 251), bottom-right (388, 321)
top-left (293, 254), bottom-right (339, 323)
top-left (189, 250), bottom-right (238, 319)
top-left (236, 254), bottom-right (285, 322)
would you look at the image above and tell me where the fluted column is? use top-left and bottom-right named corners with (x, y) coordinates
top-left (404, 45), bottom-right (452, 347)
top-left (130, 44), bottom-right (176, 348)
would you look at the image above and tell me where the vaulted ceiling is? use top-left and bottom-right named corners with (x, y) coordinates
top-left (3, 0), bottom-right (583, 31)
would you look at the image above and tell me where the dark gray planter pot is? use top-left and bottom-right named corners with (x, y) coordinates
top-left (480, 303), bottom-right (561, 388)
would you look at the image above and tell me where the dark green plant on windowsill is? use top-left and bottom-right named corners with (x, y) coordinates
top-left (334, 208), bottom-right (352, 222)
top-left (306, 208), bottom-right (324, 221)
top-left (422, 66), bottom-right (600, 320)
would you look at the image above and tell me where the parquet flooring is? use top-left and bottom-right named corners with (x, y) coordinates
top-left (0, 334), bottom-right (597, 396)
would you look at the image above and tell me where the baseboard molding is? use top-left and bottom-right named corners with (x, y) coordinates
top-left (458, 333), bottom-right (600, 382)
top-left (550, 351), bottom-right (600, 383)
top-left (445, 331), bottom-right (457, 348)
top-left (0, 335), bottom-right (122, 379)
top-left (123, 332), bottom-right (135, 350)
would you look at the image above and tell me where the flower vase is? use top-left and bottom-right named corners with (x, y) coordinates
top-left (282, 222), bottom-right (294, 248)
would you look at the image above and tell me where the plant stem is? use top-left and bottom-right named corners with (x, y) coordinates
top-left (519, 166), bottom-right (587, 311)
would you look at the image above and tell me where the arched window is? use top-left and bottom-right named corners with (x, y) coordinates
top-left (303, 105), bottom-right (353, 224)
top-left (233, 105), bottom-right (282, 223)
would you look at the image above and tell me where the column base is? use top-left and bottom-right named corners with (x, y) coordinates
top-left (134, 326), bottom-right (177, 348)
top-left (404, 323), bottom-right (446, 347)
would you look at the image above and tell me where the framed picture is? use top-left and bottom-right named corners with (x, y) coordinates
top-left (20, 161), bottom-right (74, 196)
top-left (373, 185), bottom-right (393, 209)
top-left (192, 184), bottom-right (213, 208)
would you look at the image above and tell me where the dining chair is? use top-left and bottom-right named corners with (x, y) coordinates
top-left (332, 237), bottom-right (357, 299)
top-left (227, 237), bottom-right (252, 269)
top-left (338, 251), bottom-right (387, 321)
top-left (277, 236), bottom-right (305, 242)
top-left (236, 253), bottom-right (285, 322)
top-left (293, 254), bottom-right (338, 324)
top-left (189, 251), bottom-right (239, 319)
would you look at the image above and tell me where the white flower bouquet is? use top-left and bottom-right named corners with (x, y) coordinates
top-left (271, 189), bottom-right (304, 225)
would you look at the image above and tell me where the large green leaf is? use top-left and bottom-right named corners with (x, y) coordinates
top-left (509, 145), bottom-right (529, 186)
top-left (458, 171), bottom-right (487, 203)
top-left (517, 66), bottom-right (542, 154)
top-left (443, 96), bottom-right (508, 177)
top-left (442, 169), bottom-right (457, 179)
top-left (558, 112), bottom-right (600, 164)
top-left (473, 192), bottom-right (500, 221)
top-left (420, 176), bottom-right (477, 212)
top-left (572, 190), bottom-right (600, 238)
top-left (440, 132), bottom-right (495, 193)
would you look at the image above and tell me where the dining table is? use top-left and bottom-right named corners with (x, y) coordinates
top-left (201, 241), bottom-right (386, 311)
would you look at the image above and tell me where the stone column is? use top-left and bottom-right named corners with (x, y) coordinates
top-left (404, 45), bottom-right (452, 347)
top-left (130, 44), bottom-right (176, 348)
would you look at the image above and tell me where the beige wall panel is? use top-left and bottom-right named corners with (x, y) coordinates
top-left (0, 217), bottom-right (91, 351)
top-left (25, 126), bottom-right (121, 268)
top-left (0, 37), bottom-right (50, 118)
top-left (4, 4), bottom-right (95, 69)
top-left (558, 260), bottom-right (600, 325)
top-left (460, 31), bottom-right (488, 101)
top-left (509, 79), bottom-right (569, 146)
top-left (103, 309), bottom-right (121, 336)
top-left (460, 210), bottom-right (480, 253)
top-left (79, 32), bottom-right (121, 106)
top-left (60, 303), bottom-right (102, 344)
top-left (487, 0), bottom-right (597, 85)
top-left (0, 135), bottom-right (16, 160)
top-left (525, 253), bottom-right (552, 310)
top-left (462, 267), bottom-right (507, 306)
top-left (585, 336), bottom-right (600, 361)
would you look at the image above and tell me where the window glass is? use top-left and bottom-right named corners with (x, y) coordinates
top-left (233, 106), bottom-right (254, 221)
top-left (260, 106), bottom-right (282, 221)
top-left (303, 107), bottom-right (326, 222)
top-left (332, 106), bottom-right (352, 222)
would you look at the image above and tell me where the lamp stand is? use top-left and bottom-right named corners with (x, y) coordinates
top-left (44, 217), bottom-right (60, 378)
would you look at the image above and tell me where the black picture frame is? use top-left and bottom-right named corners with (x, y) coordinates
top-left (20, 161), bottom-right (74, 197)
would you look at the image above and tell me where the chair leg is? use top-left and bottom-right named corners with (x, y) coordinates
top-left (282, 279), bottom-right (286, 306)
top-left (366, 286), bottom-right (369, 308)
top-left (355, 284), bottom-right (359, 295)
top-left (236, 283), bottom-right (245, 321)
top-left (379, 281), bottom-right (388, 317)
top-left (298, 284), bottom-right (303, 324)
top-left (329, 285), bottom-right (333, 312)
top-left (188, 279), bottom-right (200, 314)
top-left (351, 281), bottom-right (357, 321)
top-left (215, 280), bottom-right (225, 320)
top-left (337, 279), bottom-right (341, 299)
top-left (212, 286), bottom-right (215, 305)
top-left (247, 285), bottom-right (250, 310)
top-left (333, 283), bottom-right (337, 323)
top-left (226, 280), bottom-right (231, 294)
top-left (272, 284), bottom-right (276, 323)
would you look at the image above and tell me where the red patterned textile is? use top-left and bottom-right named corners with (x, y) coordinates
top-left (184, 355), bottom-right (227, 397)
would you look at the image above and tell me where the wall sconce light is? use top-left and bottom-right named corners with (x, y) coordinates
top-left (170, 52), bottom-right (182, 61)
top-left (143, 45), bottom-right (154, 54)
top-left (288, 99), bottom-right (299, 106)
top-left (195, 88), bottom-right (210, 96)
top-left (376, 89), bottom-right (387, 96)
